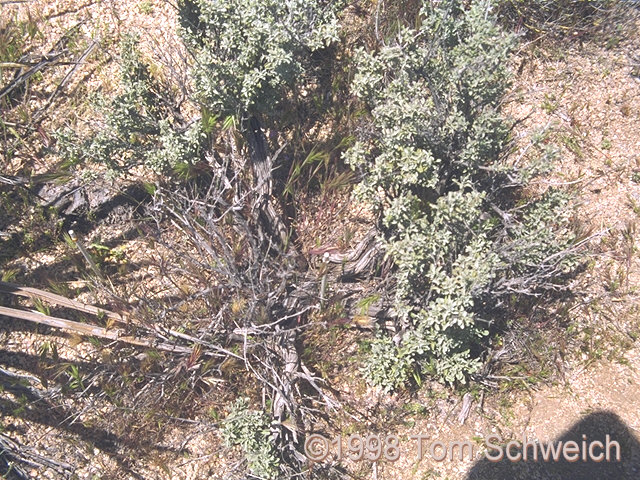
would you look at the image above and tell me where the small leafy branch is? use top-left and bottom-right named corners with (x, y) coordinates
top-left (222, 398), bottom-right (280, 480)
top-left (56, 34), bottom-right (203, 174)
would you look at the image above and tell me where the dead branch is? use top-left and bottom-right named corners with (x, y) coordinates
top-left (309, 228), bottom-right (384, 280)
top-left (0, 432), bottom-right (74, 477)
top-left (0, 50), bottom-right (67, 101)
top-left (32, 39), bottom-right (99, 123)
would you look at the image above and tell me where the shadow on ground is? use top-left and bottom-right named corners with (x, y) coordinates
top-left (466, 410), bottom-right (640, 480)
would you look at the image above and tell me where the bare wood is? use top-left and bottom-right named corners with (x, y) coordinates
top-left (309, 228), bottom-right (383, 279)
top-left (457, 392), bottom-right (473, 425)
top-left (0, 432), bottom-right (74, 475)
top-left (0, 50), bottom-right (67, 101)
top-left (244, 115), bottom-right (290, 247)
top-left (0, 306), bottom-right (191, 354)
top-left (67, 229), bottom-right (106, 282)
top-left (246, 116), bottom-right (273, 197)
top-left (272, 330), bottom-right (299, 439)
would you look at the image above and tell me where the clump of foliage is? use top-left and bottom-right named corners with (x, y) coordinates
top-left (178, 0), bottom-right (341, 119)
top-left (360, 335), bottom-right (414, 394)
top-left (495, 0), bottom-right (616, 39)
top-left (221, 398), bottom-right (280, 480)
top-left (346, 0), bottom-right (577, 389)
top-left (56, 34), bottom-right (203, 174)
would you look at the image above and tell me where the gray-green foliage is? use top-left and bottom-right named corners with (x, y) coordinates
top-left (58, 0), bottom-right (343, 171)
top-left (56, 35), bottom-right (203, 173)
top-left (360, 335), bottom-right (413, 394)
top-left (346, 0), bottom-right (576, 389)
top-left (221, 398), bottom-right (280, 479)
top-left (178, 0), bottom-right (341, 117)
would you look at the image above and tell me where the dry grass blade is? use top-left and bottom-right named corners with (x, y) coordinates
top-left (0, 305), bottom-right (192, 354)
top-left (0, 281), bottom-right (128, 324)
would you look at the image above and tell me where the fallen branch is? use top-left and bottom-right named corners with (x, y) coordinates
top-left (0, 282), bottom-right (247, 361)
top-left (0, 432), bottom-right (74, 477)
top-left (308, 228), bottom-right (384, 280)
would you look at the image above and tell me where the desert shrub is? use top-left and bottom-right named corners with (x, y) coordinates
top-left (345, 0), bottom-right (577, 388)
top-left (178, 0), bottom-right (341, 119)
top-left (58, 0), bottom-right (344, 176)
top-left (222, 398), bottom-right (280, 479)
top-left (56, 34), bottom-right (203, 174)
